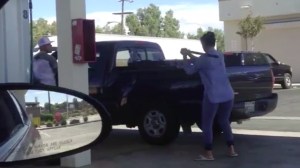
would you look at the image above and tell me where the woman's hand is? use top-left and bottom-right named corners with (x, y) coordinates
top-left (181, 48), bottom-right (191, 60)
top-left (180, 48), bottom-right (190, 56)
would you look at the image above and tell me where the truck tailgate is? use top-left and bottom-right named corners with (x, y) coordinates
top-left (227, 66), bottom-right (274, 102)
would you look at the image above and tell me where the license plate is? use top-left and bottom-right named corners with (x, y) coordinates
top-left (245, 101), bottom-right (255, 113)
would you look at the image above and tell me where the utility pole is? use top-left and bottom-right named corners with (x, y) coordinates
top-left (113, 0), bottom-right (133, 35)
top-left (47, 91), bottom-right (51, 113)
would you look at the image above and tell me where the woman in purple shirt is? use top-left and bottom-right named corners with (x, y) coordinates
top-left (180, 32), bottom-right (238, 161)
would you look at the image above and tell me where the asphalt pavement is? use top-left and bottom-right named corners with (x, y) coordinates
top-left (24, 122), bottom-right (101, 160)
top-left (11, 87), bottom-right (300, 168)
top-left (232, 87), bottom-right (300, 132)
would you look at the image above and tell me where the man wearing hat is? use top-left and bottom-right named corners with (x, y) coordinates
top-left (32, 36), bottom-right (58, 86)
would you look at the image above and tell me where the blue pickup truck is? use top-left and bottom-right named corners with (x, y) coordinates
top-left (88, 40), bottom-right (278, 145)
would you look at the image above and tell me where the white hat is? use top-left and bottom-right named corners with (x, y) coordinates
top-left (38, 36), bottom-right (53, 47)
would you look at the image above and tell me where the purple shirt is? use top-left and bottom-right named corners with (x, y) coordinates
top-left (182, 49), bottom-right (234, 103)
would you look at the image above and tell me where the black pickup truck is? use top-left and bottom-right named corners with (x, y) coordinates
top-left (88, 40), bottom-right (278, 145)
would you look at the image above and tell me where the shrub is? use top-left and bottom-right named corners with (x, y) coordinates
top-left (41, 113), bottom-right (53, 122)
top-left (61, 119), bottom-right (67, 126)
top-left (70, 119), bottom-right (80, 125)
top-left (46, 121), bottom-right (53, 127)
top-left (83, 116), bottom-right (88, 122)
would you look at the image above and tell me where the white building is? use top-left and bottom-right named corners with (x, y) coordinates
top-left (219, 0), bottom-right (300, 82)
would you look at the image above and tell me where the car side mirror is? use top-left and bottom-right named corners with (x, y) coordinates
top-left (0, 83), bottom-right (111, 166)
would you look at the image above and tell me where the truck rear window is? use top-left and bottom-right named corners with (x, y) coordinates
top-left (243, 53), bottom-right (269, 66)
top-left (136, 48), bottom-right (164, 61)
top-left (224, 53), bottom-right (242, 67)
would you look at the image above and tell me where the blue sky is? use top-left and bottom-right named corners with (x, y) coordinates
top-left (32, 0), bottom-right (223, 34)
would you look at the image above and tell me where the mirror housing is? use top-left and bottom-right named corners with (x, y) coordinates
top-left (0, 83), bottom-right (111, 166)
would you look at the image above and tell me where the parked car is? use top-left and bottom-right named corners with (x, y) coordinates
top-left (88, 40), bottom-right (278, 145)
top-left (224, 51), bottom-right (292, 89)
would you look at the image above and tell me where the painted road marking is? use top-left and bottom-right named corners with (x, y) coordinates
top-left (232, 129), bottom-right (300, 137)
top-left (252, 116), bottom-right (300, 120)
top-left (40, 131), bottom-right (51, 138)
top-left (113, 126), bottom-right (300, 138)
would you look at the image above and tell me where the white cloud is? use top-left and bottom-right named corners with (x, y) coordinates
top-left (44, 16), bottom-right (56, 23)
top-left (86, 11), bottom-right (122, 27)
top-left (159, 3), bottom-right (224, 34)
top-left (43, 3), bottom-right (223, 35)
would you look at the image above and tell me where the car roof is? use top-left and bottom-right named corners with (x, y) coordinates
top-left (96, 40), bottom-right (162, 49)
top-left (96, 40), bottom-right (159, 45)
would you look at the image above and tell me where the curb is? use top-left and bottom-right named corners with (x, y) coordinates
top-left (274, 83), bottom-right (300, 88)
top-left (292, 83), bottom-right (300, 88)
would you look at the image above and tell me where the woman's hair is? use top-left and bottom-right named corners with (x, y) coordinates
top-left (200, 31), bottom-right (216, 47)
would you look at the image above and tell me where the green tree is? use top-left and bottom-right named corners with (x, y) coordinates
top-left (44, 103), bottom-right (55, 113)
top-left (95, 25), bottom-right (105, 33)
top-left (187, 27), bottom-right (225, 52)
top-left (161, 10), bottom-right (183, 38)
top-left (49, 21), bottom-right (57, 36)
top-left (126, 14), bottom-right (144, 35)
top-left (187, 27), bottom-right (204, 39)
top-left (32, 18), bottom-right (57, 45)
top-left (236, 14), bottom-right (264, 51)
top-left (95, 24), bottom-right (117, 34)
top-left (110, 23), bottom-right (123, 34)
top-left (208, 27), bottom-right (225, 52)
top-left (126, 4), bottom-right (182, 38)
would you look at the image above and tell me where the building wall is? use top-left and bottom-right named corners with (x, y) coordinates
top-left (255, 23), bottom-right (300, 82)
top-left (0, 0), bottom-right (30, 83)
top-left (219, 0), bottom-right (300, 21)
top-left (219, 0), bottom-right (300, 82)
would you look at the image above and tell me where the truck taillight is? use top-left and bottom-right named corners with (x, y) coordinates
top-left (271, 70), bottom-right (275, 89)
top-left (89, 86), bottom-right (98, 94)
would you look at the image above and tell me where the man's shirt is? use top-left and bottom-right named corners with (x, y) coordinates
top-left (33, 52), bottom-right (57, 86)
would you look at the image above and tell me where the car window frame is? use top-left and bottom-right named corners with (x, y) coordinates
top-left (8, 91), bottom-right (29, 124)
top-left (0, 91), bottom-right (30, 161)
top-left (264, 53), bottom-right (277, 64)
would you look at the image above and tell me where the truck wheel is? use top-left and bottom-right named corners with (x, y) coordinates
top-left (138, 106), bottom-right (180, 145)
top-left (281, 73), bottom-right (292, 89)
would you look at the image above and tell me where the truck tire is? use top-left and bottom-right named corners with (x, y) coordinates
top-left (138, 105), bottom-right (180, 145)
top-left (281, 73), bottom-right (292, 89)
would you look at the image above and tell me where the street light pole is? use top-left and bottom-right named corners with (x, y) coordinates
top-left (121, 0), bottom-right (125, 35)
top-left (113, 0), bottom-right (134, 35)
